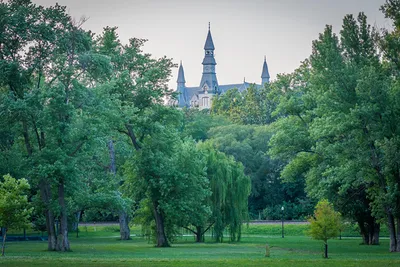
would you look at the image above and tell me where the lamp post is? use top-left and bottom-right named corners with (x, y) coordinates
top-left (281, 206), bottom-right (284, 238)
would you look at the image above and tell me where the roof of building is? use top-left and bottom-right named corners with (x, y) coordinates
top-left (261, 56), bottom-right (270, 79)
top-left (204, 30), bottom-right (215, 50)
top-left (177, 62), bottom-right (186, 83)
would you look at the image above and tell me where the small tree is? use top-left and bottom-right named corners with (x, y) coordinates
top-left (0, 174), bottom-right (32, 256)
top-left (307, 199), bottom-right (341, 258)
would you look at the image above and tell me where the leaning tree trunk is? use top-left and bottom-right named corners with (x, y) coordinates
top-left (152, 202), bottom-right (169, 247)
top-left (387, 211), bottom-right (397, 252)
top-left (39, 179), bottom-right (57, 250)
top-left (119, 210), bottom-right (130, 240)
top-left (56, 181), bottom-right (70, 252)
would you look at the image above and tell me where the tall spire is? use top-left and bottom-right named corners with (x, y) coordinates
top-left (261, 56), bottom-right (270, 85)
top-left (176, 61), bottom-right (187, 107)
top-left (200, 23), bottom-right (218, 94)
top-left (204, 23), bottom-right (215, 50)
top-left (177, 60), bottom-right (186, 84)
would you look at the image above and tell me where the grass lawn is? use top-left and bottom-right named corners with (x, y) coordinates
top-left (1, 226), bottom-right (399, 267)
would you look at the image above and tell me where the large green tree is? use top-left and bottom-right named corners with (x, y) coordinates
top-left (124, 127), bottom-right (210, 247)
top-left (0, 0), bottom-right (116, 251)
top-left (269, 8), bottom-right (400, 252)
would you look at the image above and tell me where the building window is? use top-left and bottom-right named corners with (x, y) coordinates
top-left (202, 97), bottom-right (209, 107)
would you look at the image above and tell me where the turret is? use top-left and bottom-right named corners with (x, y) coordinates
top-left (261, 56), bottom-right (270, 85)
top-left (199, 23), bottom-right (219, 94)
top-left (176, 61), bottom-right (187, 107)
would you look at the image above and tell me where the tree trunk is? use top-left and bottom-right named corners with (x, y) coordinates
top-left (152, 202), bottom-right (169, 247)
top-left (387, 211), bottom-right (397, 252)
top-left (195, 226), bottom-right (203, 242)
top-left (1, 228), bottom-right (6, 257)
top-left (324, 242), bottom-right (328, 258)
top-left (56, 181), bottom-right (70, 252)
top-left (107, 139), bottom-right (131, 241)
top-left (39, 180), bottom-right (57, 250)
top-left (358, 221), bottom-right (369, 245)
top-left (119, 210), bottom-right (131, 240)
top-left (108, 140), bottom-right (116, 174)
top-left (72, 211), bottom-right (81, 232)
top-left (372, 222), bottom-right (380, 245)
top-left (396, 217), bottom-right (400, 252)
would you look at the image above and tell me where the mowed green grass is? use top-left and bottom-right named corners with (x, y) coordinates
top-left (1, 225), bottom-right (399, 267)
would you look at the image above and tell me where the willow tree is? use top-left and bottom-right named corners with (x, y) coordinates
top-left (190, 143), bottom-right (250, 242)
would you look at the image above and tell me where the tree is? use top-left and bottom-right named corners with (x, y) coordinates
top-left (196, 142), bottom-right (251, 242)
top-left (124, 127), bottom-right (210, 247)
top-left (307, 199), bottom-right (341, 259)
top-left (268, 12), bottom-right (398, 250)
top-left (94, 26), bottom-right (176, 240)
top-left (0, 174), bottom-right (32, 256)
top-left (0, 0), bottom-right (114, 251)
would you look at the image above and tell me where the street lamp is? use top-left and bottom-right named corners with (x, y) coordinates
top-left (281, 206), bottom-right (284, 238)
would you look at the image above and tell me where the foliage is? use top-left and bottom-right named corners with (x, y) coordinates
top-left (307, 200), bottom-right (341, 258)
top-left (208, 124), bottom-right (312, 220)
top-left (198, 142), bottom-right (251, 242)
top-left (0, 174), bottom-right (32, 230)
top-left (124, 127), bottom-right (210, 246)
top-left (211, 83), bottom-right (283, 125)
top-left (0, 174), bottom-right (32, 256)
top-left (307, 200), bottom-right (341, 243)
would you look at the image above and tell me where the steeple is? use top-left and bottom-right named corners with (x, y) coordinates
top-left (177, 60), bottom-right (186, 84)
top-left (261, 56), bottom-right (270, 85)
top-left (204, 22), bottom-right (215, 50)
top-left (200, 23), bottom-right (219, 94)
top-left (176, 61), bottom-right (187, 107)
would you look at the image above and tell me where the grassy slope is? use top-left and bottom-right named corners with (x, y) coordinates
top-left (1, 226), bottom-right (398, 267)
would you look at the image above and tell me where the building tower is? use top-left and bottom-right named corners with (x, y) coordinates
top-left (261, 56), bottom-right (270, 85)
top-left (199, 23), bottom-right (219, 95)
top-left (176, 61), bottom-right (187, 107)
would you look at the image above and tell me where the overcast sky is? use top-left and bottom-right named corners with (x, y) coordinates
top-left (33, 0), bottom-right (389, 89)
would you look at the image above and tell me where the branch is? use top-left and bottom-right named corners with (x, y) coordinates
top-left (31, 115), bottom-right (42, 150)
top-left (201, 222), bottom-right (215, 235)
top-left (182, 226), bottom-right (197, 235)
top-left (68, 139), bottom-right (86, 157)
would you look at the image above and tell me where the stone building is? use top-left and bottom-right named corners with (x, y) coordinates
top-left (174, 24), bottom-right (270, 109)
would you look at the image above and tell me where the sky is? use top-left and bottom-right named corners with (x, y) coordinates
top-left (33, 0), bottom-right (389, 90)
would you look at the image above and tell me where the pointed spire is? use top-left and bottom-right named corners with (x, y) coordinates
top-left (204, 24), bottom-right (215, 50)
top-left (177, 61), bottom-right (186, 84)
top-left (261, 56), bottom-right (270, 84)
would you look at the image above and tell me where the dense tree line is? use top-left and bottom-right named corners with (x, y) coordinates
top-left (2, 0), bottom-right (400, 254)
top-left (211, 1), bottom-right (400, 252)
top-left (0, 0), bottom-right (250, 250)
